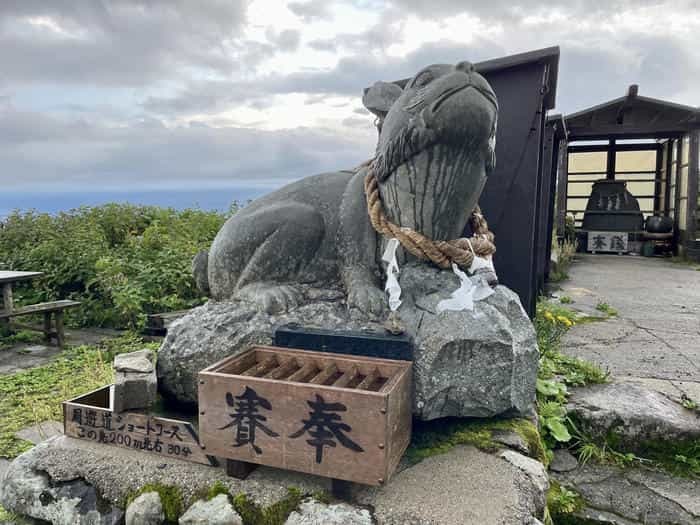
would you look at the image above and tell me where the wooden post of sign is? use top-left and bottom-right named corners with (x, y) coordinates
top-left (43, 313), bottom-right (53, 343)
top-left (331, 479), bottom-right (354, 500)
top-left (0, 284), bottom-right (12, 336)
top-left (226, 459), bottom-right (258, 479)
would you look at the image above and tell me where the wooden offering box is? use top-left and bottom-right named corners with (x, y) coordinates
top-left (198, 346), bottom-right (412, 486)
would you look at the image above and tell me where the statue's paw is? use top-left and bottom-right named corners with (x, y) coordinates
top-left (236, 283), bottom-right (301, 314)
top-left (347, 285), bottom-right (386, 317)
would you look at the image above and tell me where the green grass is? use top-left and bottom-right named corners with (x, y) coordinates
top-left (233, 488), bottom-right (304, 525)
top-left (0, 330), bottom-right (44, 351)
top-left (0, 333), bottom-right (158, 459)
top-left (544, 481), bottom-right (587, 525)
top-left (192, 483), bottom-right (307, 525)
top-left (594, 301), bottom-right (618, 316)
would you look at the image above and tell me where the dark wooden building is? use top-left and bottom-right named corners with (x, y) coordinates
top-left (553, 86), bottom-right (700, 259)
top-left (475, 47), bottom-right (560, 316)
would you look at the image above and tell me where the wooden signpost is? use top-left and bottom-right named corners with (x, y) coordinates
top-left (63, 385), bottom-right (216, 466)
top-left (198, 346), bottom-right (412, 486)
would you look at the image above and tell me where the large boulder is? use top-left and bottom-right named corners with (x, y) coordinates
top-left (157, 263), bottom-right (538, 420)
top-left (567, 382), bottom-right (700, 450)
top-left (0, 441), bottom-right (124, 525)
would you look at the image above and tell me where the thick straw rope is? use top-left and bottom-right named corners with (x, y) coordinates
top-left (364, 163), bottom-right (496, 270)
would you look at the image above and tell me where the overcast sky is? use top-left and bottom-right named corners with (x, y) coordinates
top-left (1, 0), bottom-right (698, 193)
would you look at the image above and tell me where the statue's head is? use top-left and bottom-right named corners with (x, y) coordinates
top-left (363, 61), bottom-right (497, 182)
top-left (363, 61), bottom-right (498, 241)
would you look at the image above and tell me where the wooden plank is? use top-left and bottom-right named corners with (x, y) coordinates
top-left (2, 283), bottom-right (13, 313)
top-left (55, 311), bottom-right (65, 348)
top-left (242, 356), bottom-right (277, 377)
top-left (145, 310), bottom-right (191, 330)
top-left (0, 271), bottom-right (43, 284)
top-left (287, 362), bottom-right (317, 383)
top-left (0, 300), bottom-right (81, 319)
top-left (64, 385), bottom-right (214, 466)
top-left (356, 369), bottom-right (379, 391)
top-left (43, 313), bottom-right (52, 343)
top-left (332, 367), bottom-right (359, 388)
top-left (252, 346), bottom-right (407, 380)
top-left (310, 364), bottom-right (338, 385)
top-left (264, 359), bottom-right (297, 380)
top-left (384, 366), bottom-right (413, 482)
top-left (218, 352), bottom-right (258, 376)
top-left (686, 130), bottom-right (699, 243)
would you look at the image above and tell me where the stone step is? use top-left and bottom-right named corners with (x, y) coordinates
top-left (566, 381), bottom-right (700, 451)
top-left (552, 463), bottom-right (700, 525)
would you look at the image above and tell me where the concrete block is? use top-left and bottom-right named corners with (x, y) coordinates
top-left (113, 349), bottom-right (157, 412)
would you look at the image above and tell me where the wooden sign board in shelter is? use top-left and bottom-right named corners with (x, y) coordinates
top-left (63, 385), bottom-right (215, 466)
top-left (198, 346), bottom-right (412, 486)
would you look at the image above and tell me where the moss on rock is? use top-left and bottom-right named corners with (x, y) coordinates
top-left (126, 483), bottom-right (183, 524)
top-left (407, 417), bottom-right (546, 465)
top-left (233, 487), bottom-right (304, 525)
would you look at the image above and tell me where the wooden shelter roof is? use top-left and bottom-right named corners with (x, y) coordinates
top-left (564, 85), bottom-right (699, 140)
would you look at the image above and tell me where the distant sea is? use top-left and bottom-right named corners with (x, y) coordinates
top-left (0, 187), bottom-right (272, 219)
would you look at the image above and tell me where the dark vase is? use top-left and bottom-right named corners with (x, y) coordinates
top-left (645, 215), bottom-right (673, 234)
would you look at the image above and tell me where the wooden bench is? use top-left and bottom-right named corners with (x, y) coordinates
top-left (0, 300), bottom-right (81, 347)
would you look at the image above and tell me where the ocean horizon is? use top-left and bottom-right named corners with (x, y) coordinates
top-left (0, 186), bottom-right (273, 219)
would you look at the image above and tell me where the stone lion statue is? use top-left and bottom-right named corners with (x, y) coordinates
top-left (193, 60), bottom-right (498, 316)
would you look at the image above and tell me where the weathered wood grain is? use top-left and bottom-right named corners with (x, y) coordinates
top-left (198, 346), bottom-right (412, 486)
top-left (0, 300), bottom-right (81, 319)
top-left (63, 385), bottom-right (214, 466)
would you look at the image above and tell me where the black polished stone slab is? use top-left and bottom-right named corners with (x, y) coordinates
top-left (273, 323), bottom-right (413, 361)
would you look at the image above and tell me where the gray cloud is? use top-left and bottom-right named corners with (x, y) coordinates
top-left (266, 28), bottom-right (301, 52)
top-left (556, 35), bottom-right (700, 114)
top-left (2, 0), bottom-right (699, 195)
top-left (0, 104), bottom-right (375, 191)
top-left (0, 0), bottom-right (250, 86)
top-left (143, 39), bottom-right (504, 117)
top-left (387, 0), bottom-right (664, 20)
top-left (288, 0), bottom-right (333, 22)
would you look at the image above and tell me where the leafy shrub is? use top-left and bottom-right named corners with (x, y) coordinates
top-left (549, 236), bottom-right (578, 283)
top-left (535, 302), bottom-right (608, 458)
top-left (0, 204), bottom-right (229, 328)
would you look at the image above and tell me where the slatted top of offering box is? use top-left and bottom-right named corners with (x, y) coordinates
top-left (198, 346), bottom-right (412, 486)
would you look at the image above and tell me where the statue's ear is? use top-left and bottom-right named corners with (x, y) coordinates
top-left (362, 81), bottom-right (403, 118)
